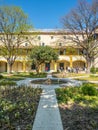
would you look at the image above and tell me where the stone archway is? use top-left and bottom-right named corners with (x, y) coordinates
top-left (13, 61), bottom-right (23, 72)
top-left (73, 60), bottom-right (86, 70)
top-left (0, 61), bottom-right (7, 72)
top-left (57, 60), bottom-right (70, 70)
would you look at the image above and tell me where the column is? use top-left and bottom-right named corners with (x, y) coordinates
top-left (23, 61), bottom-right (26, 72)
top-left (70, 55), bottom-right (73, 68)
top-left (39, 65), bottom-right (42, 72)
top-left (54, 62), bottom-right (57, 72)
top-left (7, 63), bottom-right (10, 73)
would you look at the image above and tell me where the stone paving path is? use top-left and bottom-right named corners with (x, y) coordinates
top-left (32, 85), bottom-right (63, 130)
top-left (17, 78), bottom-right (63, 130)
top-left (16, 77), bottom-right (98, 130)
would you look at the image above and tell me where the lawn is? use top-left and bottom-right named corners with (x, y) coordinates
top-left (0, 85), bottom-right (42, 130)
top-left (52, 72), bottom-right (89, 78)
top-left (0, 72), bottom-right (47, 82)
top-left (75, 74), bottom-right (98, 81)
top-left (56, 83), bottom-right (98, 130)
top-left (53, 72), bottom-right (98, 81)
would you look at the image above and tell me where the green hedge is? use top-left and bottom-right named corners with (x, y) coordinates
top-left (56, 83), bottom-right (98, 104)
top-left (0, 74), bottom-right (3, 79)
top-left (0, 80), bottom-right (16, 86)
top-left (90, 66), bottom-right (96, 74)
top-left (81, 83), bottom-right (97, 96)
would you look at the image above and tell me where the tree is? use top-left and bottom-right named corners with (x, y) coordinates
top-left (30, 46), bottom-right (58, 73)
top-left (61, 0), bottom-right (98, 73)
top-left (0, 6), bottom-right (33, 73)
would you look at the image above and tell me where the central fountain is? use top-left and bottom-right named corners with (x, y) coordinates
top-left (31, 73), bottom-right (82, 86)
top-left (44, 78), bottom-right (52, 84)
top-left (31, 78), bottom-right (67, 85)
top-left (30, 71), bottom-right (82, 87)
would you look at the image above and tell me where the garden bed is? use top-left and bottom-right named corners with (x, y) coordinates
top-left (0, 85), bottom-right (42, 130)
top-left (56, 83), bottom-right (98, 130)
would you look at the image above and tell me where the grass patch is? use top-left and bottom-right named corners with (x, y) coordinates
top-left (75, 74), bottom-right (98, 81)
top-left (4, 76), bottom-right (25, 81)
top-left (0, 72), bottom-right (47, 82)
top-left (5, 72), bottom-right (46, 77)
top-left (12, 72), bottom-right (47, 78)
top-left (56, 83), bottom-right (98, 130)
top-left (1, 73), bottom-right (25, 81)
top-left (0, 85), bottom-right (42, 130)
top-left (53, 72), bottom-right (89, 78)
top-left (0, 80), bottom-right (16, 86)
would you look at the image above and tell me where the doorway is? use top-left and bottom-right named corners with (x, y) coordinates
top-left (59, 63), bottom-right (64, 71)
top-left (45, 63), bottom-right (50, 71)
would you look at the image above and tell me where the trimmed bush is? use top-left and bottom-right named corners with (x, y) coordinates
top-left (29, 72), bottom-right (34, 76)
top-left (81, 83), bottom-right (97, 96)
top-left (90, 66), bottom-right (96, 74)
top-left (0, 74), bottom-right (3, 79)
top-left (29, 72), bottom-right (47, 78)
top-left (0, 80), bottom-right (16, 86)
top-left (56, 87), bottom-right (80, 104)
top-left (96, 68), bottom-right (98, 72)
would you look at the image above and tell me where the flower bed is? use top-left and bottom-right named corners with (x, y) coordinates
top-left (56, 83), bottom-right (98, 130)
top-left (0, 85), bottom-right (42, 130)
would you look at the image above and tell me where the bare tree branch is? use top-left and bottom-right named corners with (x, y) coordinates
top-left (61, 0), bottom-right (98, 72)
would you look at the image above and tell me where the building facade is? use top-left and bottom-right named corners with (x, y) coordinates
top-left (0, 29), bottom-right (98, 73)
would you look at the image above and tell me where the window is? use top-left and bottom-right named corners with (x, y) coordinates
top-left (25, 43), bottom-right (28, 46)
top-left (0, 37), bottom-right (3, 40)
top-left (59, 43), bottom-right (62, 46)
top-left (42, 43), bottom-right (45, 46)
top-left (26, 37), bottom-right (28, 39)
top-left (83, 49), bottom-right (87, 54)
top-left (63, 36), bottom-right (66, 39)
top-left (51, 36), bottom-right (54, 39)
top-left (76, 36), bottom-right (78, 39)
top-left (60, 50), bottom-right (63, 55)
top-left (38, 36), bottom-right (41, 40)
top-left (31, 63), bottom-right (36, 70)
top-left (12, 36), bottom-right (16, 39)
top-left (64, 49), bottom-right (66, 55)
top-left (93, 33), bottom-right (97, 39)
top-left (59, 50), bottom-right (63, 55)
top-left (59, 49), bottom-right (66, 55)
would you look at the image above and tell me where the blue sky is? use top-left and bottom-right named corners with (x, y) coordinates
top-left (0, 0), bottom-right (92, 29)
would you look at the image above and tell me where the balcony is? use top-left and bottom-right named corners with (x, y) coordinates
top-left (58, 55), bottom-right (86, 62)
top-left (59, 55), bottom-right (70, 62)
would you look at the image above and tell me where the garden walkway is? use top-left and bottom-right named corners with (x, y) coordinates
top-left (16, 76), bottom-right (98, 130)
top-left (17, 78), bottom-right (63, 130)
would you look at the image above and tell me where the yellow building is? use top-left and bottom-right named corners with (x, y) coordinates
top-left (0, 29), bottom-right (97, 73)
